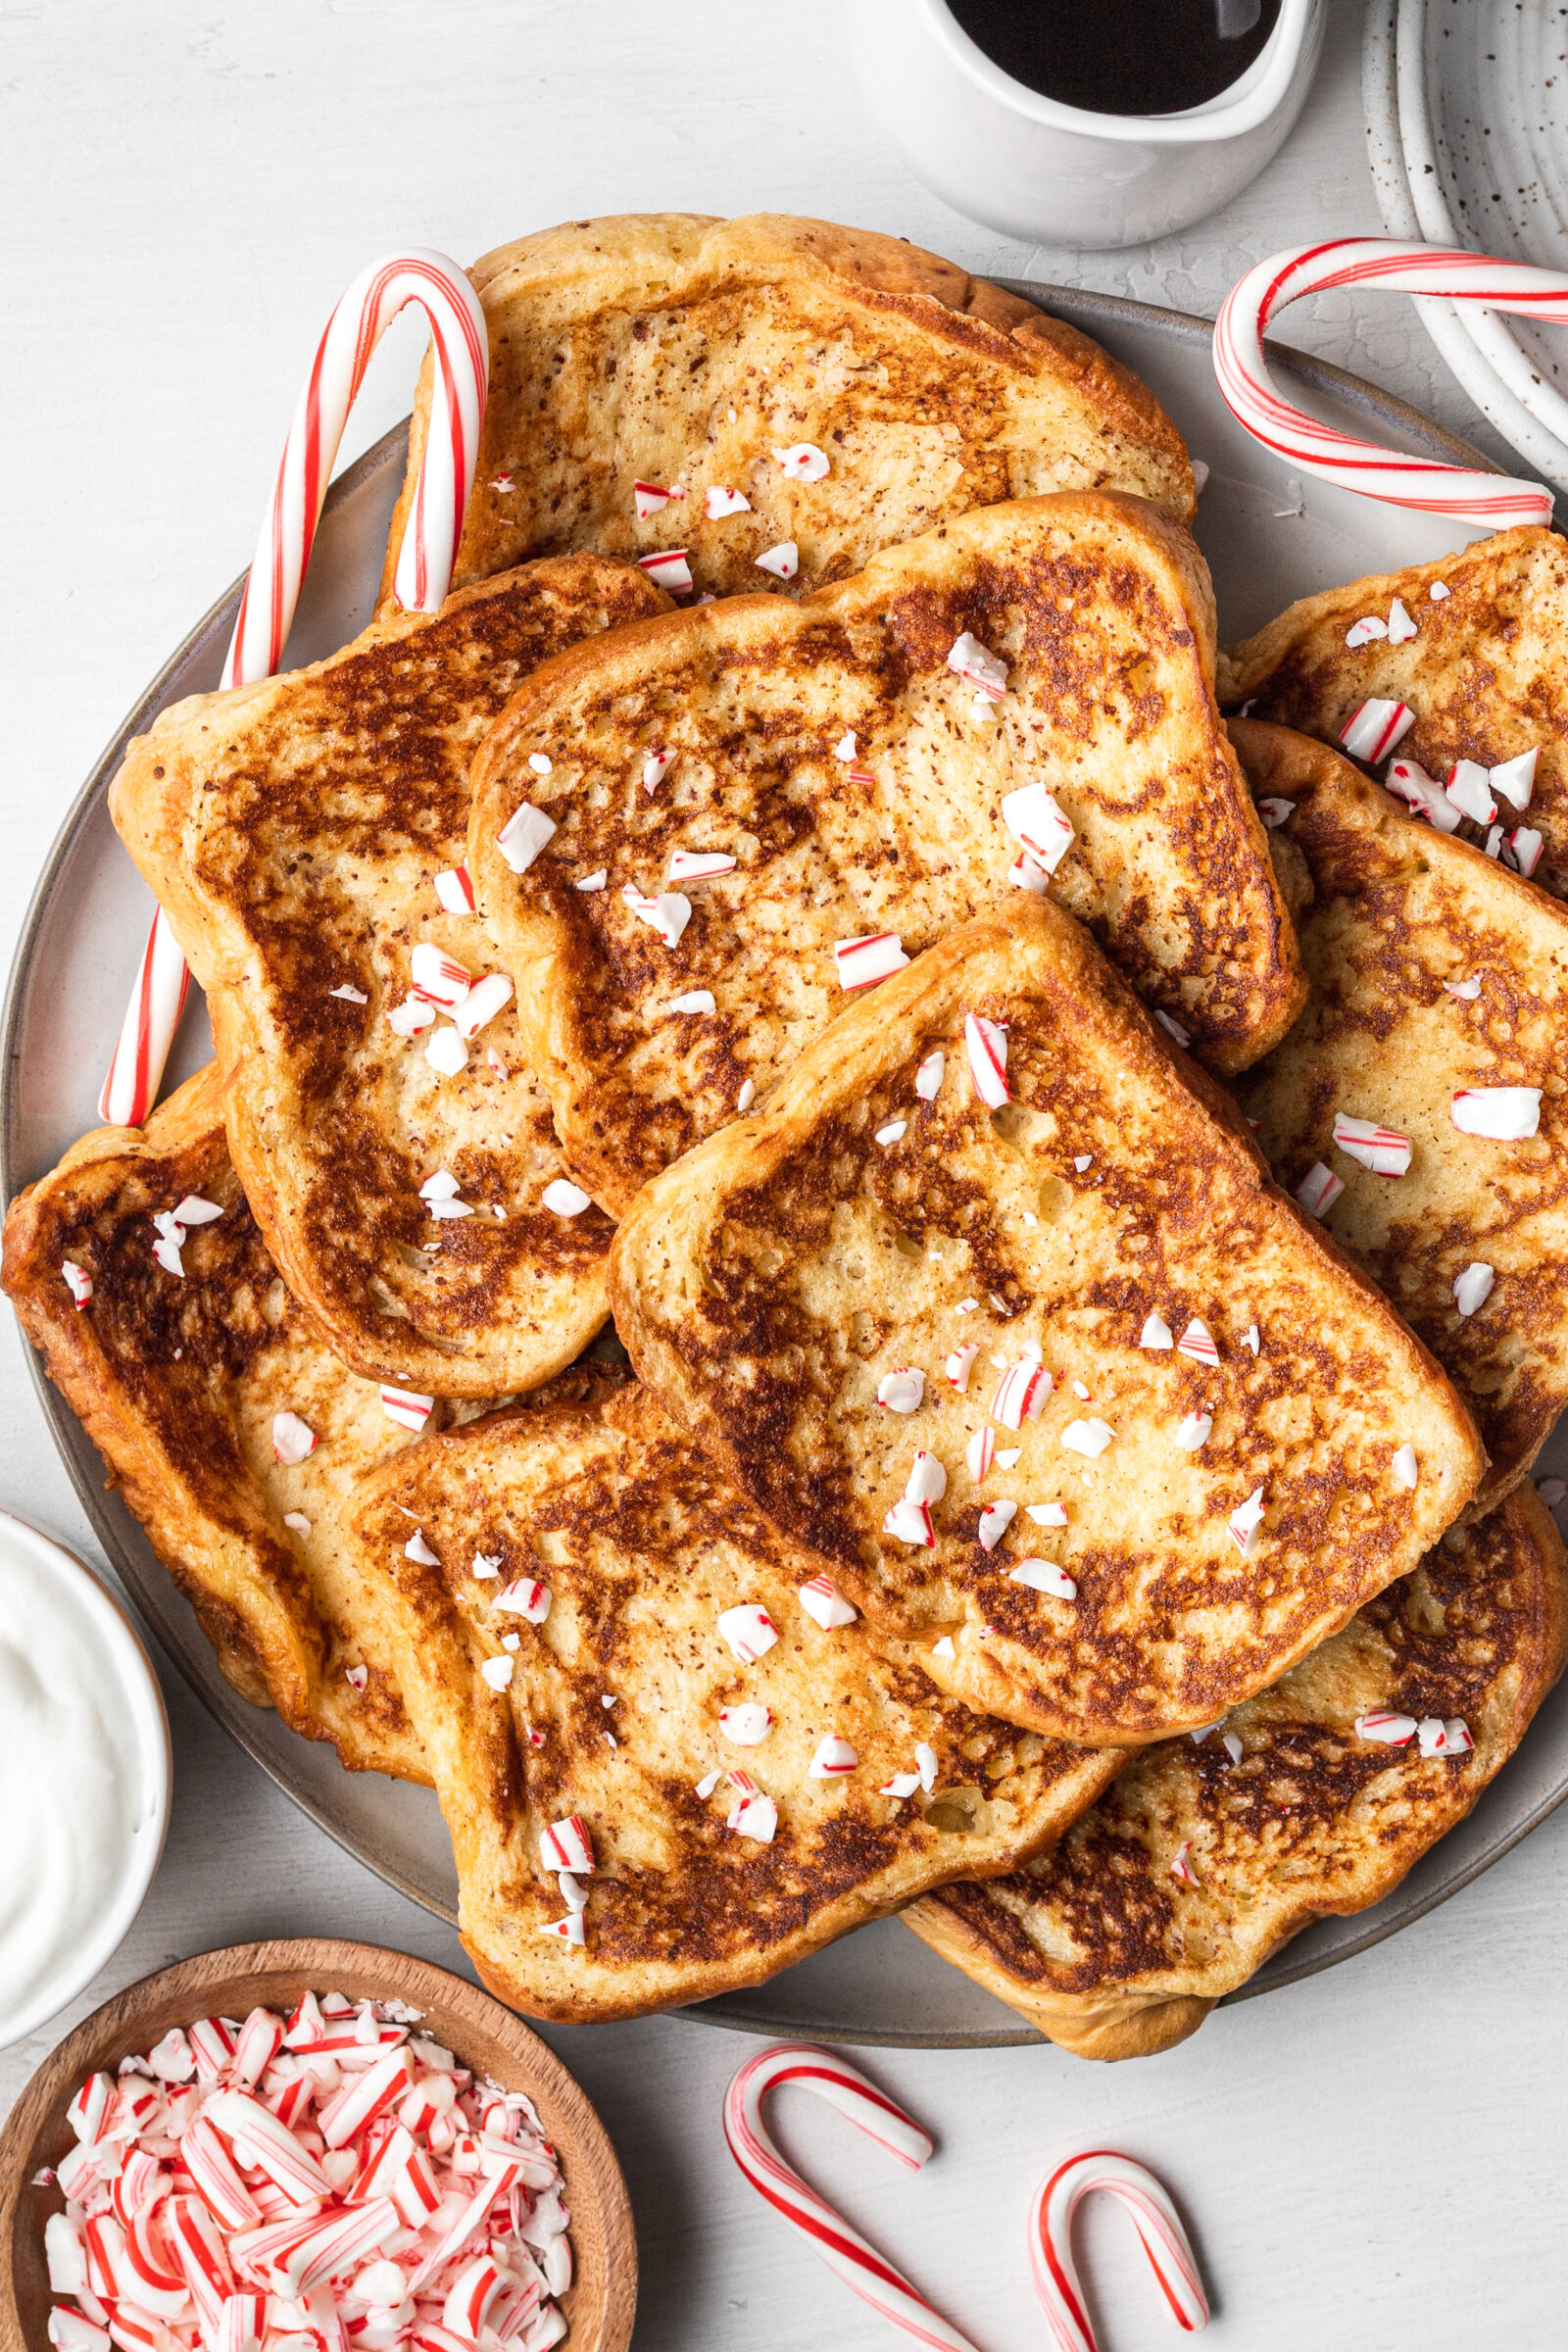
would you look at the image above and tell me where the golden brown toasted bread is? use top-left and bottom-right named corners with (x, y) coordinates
top-left (1217, 525), bottom-right (1568, 895)
top-left (382, 211), bottom-right (1194, 609)
top-left (906, 1487), bottom-right (1567, 2057)
top-left (341, 1383), bottom-right (1121, 2023)
top-left (109, 556), bottom-right (668, 1396)
top-left (1, 1068), bottom-right (434, 1777)
top-left (1229, 719), bottom-right (1568, 1511)
top-left (466, 493), bottom-right (1303, 1215)
top-left (610, 897), bottom-right (1486, 1745)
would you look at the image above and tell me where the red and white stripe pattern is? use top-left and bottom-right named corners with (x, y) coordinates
top-left (101, 249), bottom-right (488, 1128)
top-left (1214, 239), bottom-right (1566, 524)
top-left (723, 2043), bottom-right (984, 2352)
top-left (1028, 2150), bottom-right (1209, 2352)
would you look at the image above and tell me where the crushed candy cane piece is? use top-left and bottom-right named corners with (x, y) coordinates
top-left (737, 1078), bottom-right (757, 1111)
top-left (380, 1387), bottom-right (433, 1433)
top-left (668, 849), bottom-right (736, 883)
top-left (1355, 1709), bottom-right (1417, 1745)
top-left (1170, 1840), bottom-right (1200, 1886)
top-left (1429, 579), bottom-right (1450, 600)
top-left (992, 1357), bottom-right (1052, 1430)
top-left (875, 1119), bottom-right (907, 1146)
top-left (1345, 614), bottom-right (1388, 647)
top-left (883, 1496), bottom-right (935, 1546)
top-left (1009, 1558), bottom-right (1076, 1599)
top-left (834, 930), bottom-right (909, 989)
top-left (639, 548), bottom-right (694, 592)
top-left (1385, 756), bottom-right (1461, 832)
top-left (328, 983), bottom-right (368, 1004)
top-left (1509, 826), bottom-right (1544, 877)
top-left (527, 753), bottom-right (553, 775)
top-left (152, 1233), bottom-right (185, 1278)
top-left (1295, 1161), bottom-right (1344, 1217)
top-left (799, 1575), bottom-right (857, 1629)
top-left (1332, 1113), bottom-right (1412, 1178)
top-left (1061, 1418), bottom-right (1114, 1458)
top-left (1243, 1324), bottom-right (1260, 1353)
top-left (540, 1817), bottom-right (594, 1876)
top-left (964, 1012), bottom-right (1008, 1107)
top-left (1490, 747), bottom-right (1538, 809)
top-left (1340, 699), bottom-right (1415, 762)
top-left (669, 990), bottom-right (717, 1015)
top-left (1175, 1411), bottom-right (1213, 1451)
top-left (271, 1413), bottom-right (317, 1466)
top-left (496, 804), bottom-right (557, 875)
top-left (410, 944), bottom-right (472, 1010)
top-left (62, 1260), bottom-right (92, 1308)
top-left (1391, 1443), bottom-right (1419, 1489)
top-left (705, 485), bottom-right (751, 517)
top-left (452, 972), bottom-right (514, 1041)
top-left (773, 442), bottom-right (830, 481)
top-left (542, 1179), bottom-right (592, 1217)
top-left (877, 1367), bottom-right (925, 1413)
top-left (1256, 798), bottom-right (1295, 828)
top-left (1229, 1486), bottom-right (1266, 1554)
top-left (727, 1791), bottom-right (778, 1842)
top-left (387, 995), bottom-right (436, 1036)
top-left (574, 869), bottom-right (608, 893)
top-left (718, 1603), bottom-right (779, 1663)
top-left (1176, 1317), bottom-right (1219, 1365)
top-left (425, 1026), bottom-right (468, 1076)
top-left (1387, 597), bottom-right (1418, 644)
top-left (641, 749), bottom-right (674, 794)
top-left (946, 631), bottom-right (1007, 700)
top-left (965, 1425), bottom-right (996, 1482)
top-left (495, 1579), bottom-right (551, 1624)
top-left (719, 1702), bottom-right (773, 1746)
top-left (946, 1342), bottom-right (980, 1393)
top-left (621, 883), bottom-right (692, 947)
top-left (480, 1655), bottom-right (514, 1690)
top-left (1026, 1501), bottom-right (1068, 1526)
top-left (1001, 782), bottom-right (1073, 875)
top-left (1453, 1260), bottom-right (1495, 1317)
top-left (915, 1050), bottom-right (946, 1100)
top-left (880, 1772), bottom-right (921, 1799)
top-left (633, 481), bottom-right (676, 517)
top-left (1140, 1312), bottom-right (1173, 1350)
top-left (1446, 760), bottom-right (1497, 825)
top-left (433, 864), bottom-right (476, 914)
top-left (1008, 850), bottom-right (1050, 895)
top-left (1451, 1087), bottom-right (1541, 1140)
top-left (755, 542), bottom-right (798, 581)
top-left (808, 1736), bottom-right (858, 1778)
top-left (977, 1500), bottom-right (1017, 1551)
top-left (834, 730), bottom-right (858, 760)
top-left (905, 1450), bottom-right (947, 1505)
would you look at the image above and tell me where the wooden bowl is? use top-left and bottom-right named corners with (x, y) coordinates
top-left (0, 1937), bottom-right (636, 2352)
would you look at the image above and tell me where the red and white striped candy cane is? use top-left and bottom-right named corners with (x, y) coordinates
top-left (1213, 238), bottom-right (1568, 527)
top-left (722, 2042), bottom-right (983, 2352)
top-left (1028, 2151), bottom-right (1208, 2352)
top-left (99, 248), bottom-right (488, 1127)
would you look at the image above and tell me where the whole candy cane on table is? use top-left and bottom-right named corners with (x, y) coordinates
top-left (98, 249), bottom-right (488, 1128)
top-left (1028, 2150), bottom-right (1209, 2352)
top-left (1213, 238), bottom-right (1568, 528)
top-left (722, 2041), bottom-right (985, 2352)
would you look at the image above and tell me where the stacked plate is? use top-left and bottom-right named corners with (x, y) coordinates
top-left (1363, 0), bottom-right (1568, 494)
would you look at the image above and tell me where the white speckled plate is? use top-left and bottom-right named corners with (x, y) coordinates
top-left (8, 283), bottom-right (1568, 2045)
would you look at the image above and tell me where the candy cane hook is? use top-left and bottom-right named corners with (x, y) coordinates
top-left (1029, 2151), bottom-right (1209, 2352)
top-left (99, 247), bottom-right (488, 1127)
top-left (723, 2042), bottom-right (985, 2352)
top-left (1214, 237), bottom-right (1568, 527)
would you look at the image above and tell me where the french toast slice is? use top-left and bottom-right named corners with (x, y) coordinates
top-left (109, 555), bottom-right (667, 1396)
top-left (1229, 719), bottom-right (1568, 1511)
top-left (1217, 525), bottom-right (1568, 897)
top-left (610, 897), bottom-right (1486, 1746)
top-left (1, 1067), bottom-right (440, 1778)
top-left (381, 211), bottom-right (1194, 609)
top-left (905, 1487), bottom-right (1567, 2058)
top-left (467, 492), bottom-right (1303, 1216)
top-left (341, 1382), bottom-right (1122, 2023)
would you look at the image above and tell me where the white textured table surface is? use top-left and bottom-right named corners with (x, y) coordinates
top-left (4, 5), bottom-right (1565, 2346)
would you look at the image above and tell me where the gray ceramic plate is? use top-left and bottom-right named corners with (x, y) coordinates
top-left (8, 283), bottom-right (1567, 2046)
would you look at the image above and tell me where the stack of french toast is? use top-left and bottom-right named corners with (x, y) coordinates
top-left (10, 214), bottom-right (1568, 2058)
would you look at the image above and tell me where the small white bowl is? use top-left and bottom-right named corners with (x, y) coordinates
top-left (854, 0), bottom-right (1325, 250)
top-left (0, 1513), bottom-right (171, 2050)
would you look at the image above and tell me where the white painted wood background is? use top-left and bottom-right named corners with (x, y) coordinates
top-left (3, 5), bottom-right (1562, 2346)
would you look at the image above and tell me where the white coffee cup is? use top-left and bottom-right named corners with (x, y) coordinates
top-left (853, 0), bottom-right (1325, 250)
